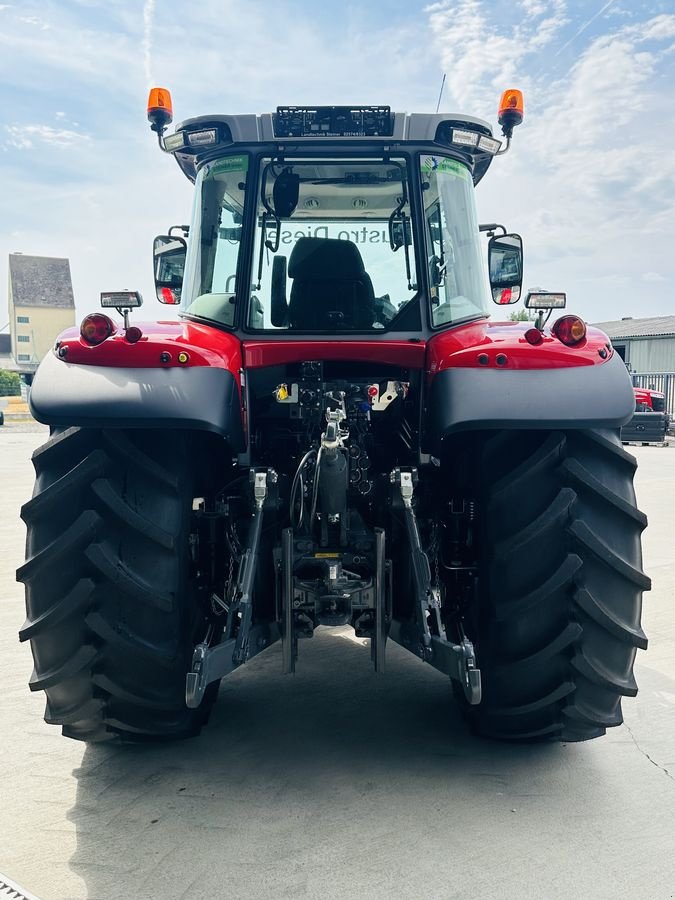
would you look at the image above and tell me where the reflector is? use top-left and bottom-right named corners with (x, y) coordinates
top-left (524, 327), bottom-right (544, 345)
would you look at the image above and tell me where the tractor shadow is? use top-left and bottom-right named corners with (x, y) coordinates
top-left (67, 628), bottom-right (586, 899)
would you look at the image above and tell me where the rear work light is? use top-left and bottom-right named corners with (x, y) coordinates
top-left (552, 315), bottom-right (587, 346)
top-left (80, 313), bottom-right (115, 346)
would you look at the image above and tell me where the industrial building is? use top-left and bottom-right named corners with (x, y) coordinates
top-left (7, 253), bottom-right (76, 379)
top-left (593, 315), bottom-right (675, 415)
top-left (592, 316), bottom-right (675, 373)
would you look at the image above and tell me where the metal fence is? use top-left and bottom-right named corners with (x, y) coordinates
top-left (631, 372), bottom-right (675, 415)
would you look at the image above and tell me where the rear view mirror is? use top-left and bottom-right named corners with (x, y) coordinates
top-left (153, 234), bottom-right (187, 304)
top-left (488, 233), bottom-right (523, 305)
top-left (273, 169), bottom-right (300, 218)
top-left (270, 255), bottom-right (288, 327)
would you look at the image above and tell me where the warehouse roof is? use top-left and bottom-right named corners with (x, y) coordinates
top-left (8, 254), bottom-right (75, 309)
top-left (592, 316), bottom-right (675, 340)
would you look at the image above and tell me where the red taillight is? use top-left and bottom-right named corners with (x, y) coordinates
top-left (80, 313), bottom-right (115, 346)
top-left (524, 327), bottom-right (544, 345)
top-left (125, 326), bottom-right (143, 344)
top-left (552, 315), bottom-right (586, 346)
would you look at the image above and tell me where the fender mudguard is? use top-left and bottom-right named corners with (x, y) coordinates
top-left (29, 352), bottom-right (245, 450)
top-left (426, 352), bottom-right (635, 453)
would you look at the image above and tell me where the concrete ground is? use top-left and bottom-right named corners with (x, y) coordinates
top-left (1, 426), bottom-right (674, 900)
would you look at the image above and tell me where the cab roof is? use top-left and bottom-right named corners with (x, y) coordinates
top-left (168, 110), bottom-right (498, 186)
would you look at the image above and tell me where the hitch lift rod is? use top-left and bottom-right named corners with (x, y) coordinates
top-left (186, 469), bottom-right (279, 708)
top-left (390, 468), bottom-right (482, 705)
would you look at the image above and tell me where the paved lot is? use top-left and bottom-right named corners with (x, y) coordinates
top-left (1, 426), bottom-right (674, 900)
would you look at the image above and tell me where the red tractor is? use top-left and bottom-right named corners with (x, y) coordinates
top-left (17, 90), bottom-right (649, 744)
top-left (634, 387), bottom-right (665, 413)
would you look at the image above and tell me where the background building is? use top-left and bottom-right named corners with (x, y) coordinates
top-left (8, 253), bottom-right (76, 379)
top-left (0, 333), bottom-right (12, 372)
top-left (593, 315), bottom-right (675, 415)
top-left (592, 316), bottom-right (675, 373)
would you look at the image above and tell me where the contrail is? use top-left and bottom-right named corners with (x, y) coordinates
top-left (554, 0), bottom-right (615, 57)
top-left (142, 0), bottom-right (156, 85)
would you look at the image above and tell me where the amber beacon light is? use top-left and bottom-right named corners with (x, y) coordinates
top-left (147, 87), bottom-right (173, 133)
top-left (498, 89), bottom-right (524, 139)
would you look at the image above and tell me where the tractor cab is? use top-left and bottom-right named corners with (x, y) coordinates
top-left (150, 96), bottom-right (525, 338)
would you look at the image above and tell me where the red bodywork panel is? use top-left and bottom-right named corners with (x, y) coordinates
top-left (57, 320), bottom-right (242, 379)
top-left (54, 317), bottom-right (613, 378)
top-left (426, 321), bottom-right (613, 376)
top-left (242, 340), bottom-right (427, 370)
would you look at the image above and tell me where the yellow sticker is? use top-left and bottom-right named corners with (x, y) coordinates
top-left (314, 552), bottom-right (340, 559)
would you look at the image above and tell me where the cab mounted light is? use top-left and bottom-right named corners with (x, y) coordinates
top-left (164, 132), bottom-right (186, 152)
top-left (147, 87), bottom-right (173, 134)
top-left (450, 128), bottom-right (502, 155)
top-left (451, 128), bottom-right (479, 147)
top-left (498, 89), bottom-right (524, 139)
top-left (187, 128), bottom-right (218, 147)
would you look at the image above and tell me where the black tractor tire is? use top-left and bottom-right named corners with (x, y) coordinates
top-left (17, 427), bottom-right (220, 742)
top-left (459, 428), bottom-right (649, 742)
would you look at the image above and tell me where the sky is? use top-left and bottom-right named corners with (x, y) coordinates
top-left (1, 0), bottom-right (674, 327)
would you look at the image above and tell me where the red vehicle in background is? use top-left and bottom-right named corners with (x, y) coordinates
top-left (634, 387), bottom-right (666, 413)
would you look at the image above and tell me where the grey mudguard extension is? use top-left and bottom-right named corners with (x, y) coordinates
top-left (426, 352), bottom-right (635, 453)
top-left (30, 352), bottom-right (245, 449)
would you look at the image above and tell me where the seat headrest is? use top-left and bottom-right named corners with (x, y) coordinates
top-left (288, 237), bottom-right (366, 280)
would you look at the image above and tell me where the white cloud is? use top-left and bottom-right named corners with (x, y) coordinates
top-left (5, 124), bottom-right (90, 150)
top-left (142, 0), bottom-right (155, 85)
top-left (17, 14), bottom-right (49, 29)
top-left (427, 4), bottom-right (675, 319)
top-left (642, 272), bottom-right (666, 283)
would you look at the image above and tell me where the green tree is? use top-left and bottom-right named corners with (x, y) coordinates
top-left (509, 308), bottom-right (534, 322)
top-left (0, 370), bottom-right (21, 396)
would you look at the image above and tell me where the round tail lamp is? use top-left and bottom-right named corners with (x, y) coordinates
top-left (552, 316), bottom-right (587, 346)
top-left (80, 314), bottom-right (115, 346)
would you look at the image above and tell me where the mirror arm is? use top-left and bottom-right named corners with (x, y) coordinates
top-left (401, 214), bottom-right (413, 291)
top-left (255, 215), bottom-right (267, 291)
top-left (495, 136), bottom-right (512, 157)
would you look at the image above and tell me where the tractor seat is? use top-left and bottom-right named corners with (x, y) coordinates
top-left (287, 237), bottom-right (375, 330)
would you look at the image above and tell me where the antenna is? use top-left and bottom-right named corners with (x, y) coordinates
top-left (435, 73), bottom-right (446, 113)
